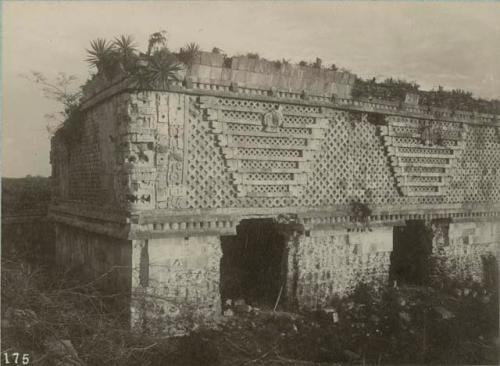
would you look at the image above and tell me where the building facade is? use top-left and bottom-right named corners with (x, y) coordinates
top-left (50, 52), bottom-right (500, 335)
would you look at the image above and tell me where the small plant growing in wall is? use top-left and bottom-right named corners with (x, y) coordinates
top-left (275, 214), bottom-right (305, 236)
top-left (349, 199), bottom-right (372, 230)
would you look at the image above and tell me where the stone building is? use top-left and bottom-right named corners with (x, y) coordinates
top-left (49, 52), bottom-right (500, 335)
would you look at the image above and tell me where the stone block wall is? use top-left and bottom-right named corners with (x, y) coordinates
top-left (51, 94), bottom-right (129, 207)
top-left (186, 52), bottom-right (356, 99)
top-left (289, 227), bottom-right (393, 310)
top-left (431, 220), bottom-right (500, 283)
top-left (131, 236), bottom-right (222, 335)
top-left (54, 223), bottom-right (132, 296)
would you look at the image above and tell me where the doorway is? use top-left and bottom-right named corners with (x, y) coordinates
top-left (220, 219), bottom-right (287, 307)
top-left (390, 220), bottom-right (433, 286)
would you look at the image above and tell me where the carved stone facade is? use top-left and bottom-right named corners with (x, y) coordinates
top-left (201, 96), bottom-right (329, 198)
top-left (380, 116), bottom-right (466, 197)
top-left (49, 54), bottom-right (500, 333)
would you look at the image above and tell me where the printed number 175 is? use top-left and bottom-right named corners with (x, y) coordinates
top-left (2, 353), bottom-right (31, 365)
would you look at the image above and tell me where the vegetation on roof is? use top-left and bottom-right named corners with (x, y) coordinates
top-left (352, 77), bottom-right (500, 115)
top-left (84, 31), bottom-right (183, 89)
top-left (26, 30), bottom-right (499, 140)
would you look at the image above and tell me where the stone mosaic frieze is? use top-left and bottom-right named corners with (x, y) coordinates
top-left (200, 96), bottom-right (329, 198)
top-left (379, 116), bottom-right (466, 197)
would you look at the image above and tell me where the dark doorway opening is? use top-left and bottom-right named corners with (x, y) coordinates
top-left (220, 219), bottom-right (287, 308)
top-left (390, 220), bottom-right (433, 286)
top-left (481, 254), bottom-right (499, 290)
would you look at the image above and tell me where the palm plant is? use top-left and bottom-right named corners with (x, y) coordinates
top-left (178, 42), bottom-right (200, 67)
top-left (113, 35), bottom-right (138, 71)
top-left (130, 50), bottom-right (182, 90)
top-left (85, 39), bottom-right (114, 73)
top-left (144, 50), bottom-right (182, 89)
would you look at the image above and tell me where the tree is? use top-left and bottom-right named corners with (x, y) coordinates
top-left (147, 30), bottom-right (168, 56)
top-left (21, 71), bottom-right (82, 135)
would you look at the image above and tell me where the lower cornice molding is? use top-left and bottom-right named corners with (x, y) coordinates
top-left (48, 200), bottom-right (500, 239)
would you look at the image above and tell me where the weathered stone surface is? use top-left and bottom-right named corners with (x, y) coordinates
top-left (288, 228), bottom-right (392, 310)
top-left (54, 223), bottom-right (132, 296)
top-left (48, 59), bottom-right (500, 335)
top-left (130, 235), bottom-right (222, 335)
top-left (432, 220), bottom-right (500, 283)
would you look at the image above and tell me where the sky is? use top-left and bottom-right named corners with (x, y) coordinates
top-left (2, 1), bottom-right (500, 178)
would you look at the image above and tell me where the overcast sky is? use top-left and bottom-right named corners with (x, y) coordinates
top-left (2, 1), bottom-right (500, 178)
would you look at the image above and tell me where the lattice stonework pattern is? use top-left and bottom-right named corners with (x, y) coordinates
top-left (200, 96), bottom-right (329, 198)
top-left (447, 125), bottom-right (500, 203)
top-left (114, 93), bottom-right (499, 211)
top-left (379, 116), bottom-right (466, 197)
top-left (300, 111), bottom-right (400, 207)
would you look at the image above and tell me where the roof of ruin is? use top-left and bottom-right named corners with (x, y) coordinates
top-left (80, 51), bottom-right (499, 127)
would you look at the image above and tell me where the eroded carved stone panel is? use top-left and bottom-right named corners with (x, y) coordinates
top-left (155, 93), bottom-right (189, 209)
top-left (113, 92), bottom-right (189, 211)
